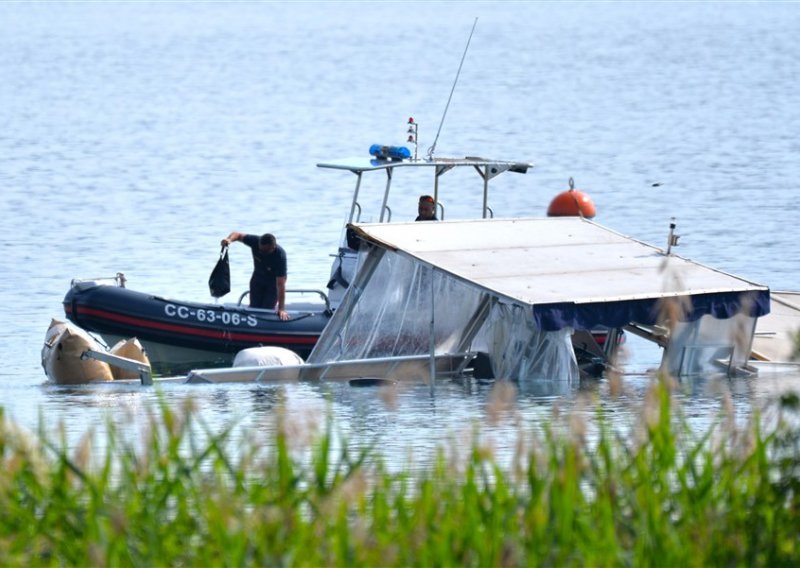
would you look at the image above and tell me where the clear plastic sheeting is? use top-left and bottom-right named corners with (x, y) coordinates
top-left (309, 247), bottom-right (581, 383)
top-left (309, 232), bottom-right (763, 383)
top-left (308, 249), bottom-right (484, 364)
top-left (663, 312), bottom-right (757, 376)
top-left (475, 302), bottom-right (578, 383)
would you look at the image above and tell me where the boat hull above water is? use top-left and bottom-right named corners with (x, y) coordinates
top-left (63, 282), bottom-right (332, 373)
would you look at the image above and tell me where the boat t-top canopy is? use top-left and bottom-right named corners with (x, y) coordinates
top-left (317, 155), bottom-right (533, 223)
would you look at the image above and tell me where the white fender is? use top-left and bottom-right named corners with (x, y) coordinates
top-left (233, 346), bottom-right (305, 367)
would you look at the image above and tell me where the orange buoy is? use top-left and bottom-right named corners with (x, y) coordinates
top-left (546, 177), bottom-right (596, 219)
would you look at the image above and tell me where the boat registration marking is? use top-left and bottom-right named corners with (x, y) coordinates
top-left (164, 304), bottom-right (259, 327)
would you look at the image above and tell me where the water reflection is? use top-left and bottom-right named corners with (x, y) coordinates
top-left (249, 385), bottom-right (284, 415)
top-left (3, 360), bottom-right (793, 472)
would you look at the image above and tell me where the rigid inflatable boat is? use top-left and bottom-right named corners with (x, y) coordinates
top-left (63, 275), bottom-right (331, 373)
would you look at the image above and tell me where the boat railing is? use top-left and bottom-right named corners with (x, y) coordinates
top-left (81, 349), bottom-right (153, 385)
top-left (300, 352), bottom-right (476, 382)
top-left (184, 350), bottom-right (478, 385)
top-left (70, 272), bottom-right (126, 291)
top-left (237, 289), bottom-right (331, 313)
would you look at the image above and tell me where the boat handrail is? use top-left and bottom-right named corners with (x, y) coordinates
top-left (184, 350), bottom-right (478, 384)
top-left (70, 273), bottom-right (126, 290)
top-left (81, 349), bottom-right (152, 385)
top-left (237, 289), bottom-right (331, 312)
top-left (288, 289), bottom-right (331, 312)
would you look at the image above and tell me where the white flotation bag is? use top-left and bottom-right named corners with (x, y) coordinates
top-left (41, 319), bottom-right (114, 384)
top-left (108, 337), bottom-right (151, 380)
top-left (233, 346), bottom-right (304, 367)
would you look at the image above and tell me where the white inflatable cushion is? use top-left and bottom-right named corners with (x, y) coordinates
top-left (233, 346), bottom-right (304, 367)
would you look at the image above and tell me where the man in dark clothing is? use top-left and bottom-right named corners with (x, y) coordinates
top-left (416, 194), bottom-right (438, 221)
top-left (221, 231), bottom-right (288, 320)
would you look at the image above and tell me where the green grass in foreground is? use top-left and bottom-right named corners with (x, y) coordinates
top-left (1, 377), bottom-right (799, 567)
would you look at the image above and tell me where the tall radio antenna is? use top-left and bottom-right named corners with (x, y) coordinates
top-left (426, 17), bottom-right (478, 161)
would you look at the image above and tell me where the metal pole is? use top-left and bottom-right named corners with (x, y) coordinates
top-left (348, 172), bottom-right (363, 224)
top-left (81, 350), bottom-right (152, 385)
top-left (379, 167), bottom-right (393, 223)
top-left (429, 266), bottom-right (436, 396)
top-left (427, 17), bottom-right (478, 160)
top-left (483, 165), bottom-right (489, 218)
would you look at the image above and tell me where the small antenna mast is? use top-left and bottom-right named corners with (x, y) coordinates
top-left (426, 17), bottom-right (478, 161)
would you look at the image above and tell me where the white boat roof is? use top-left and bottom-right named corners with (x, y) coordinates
top-left (349, 217), bottom-right (770, 330)
top-left (317, 156), bottom-right (532, 174)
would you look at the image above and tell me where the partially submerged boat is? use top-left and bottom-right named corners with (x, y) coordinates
top-left (186, 216), bottom-right (771, 386)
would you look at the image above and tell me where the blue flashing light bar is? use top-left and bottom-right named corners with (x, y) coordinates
top-left (369, 144), bottom-right (411, 161)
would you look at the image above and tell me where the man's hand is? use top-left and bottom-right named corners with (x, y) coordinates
top-left (278, 309), bottom-right (289, 321)
top-left (222, 232), bottom-right (242, 247)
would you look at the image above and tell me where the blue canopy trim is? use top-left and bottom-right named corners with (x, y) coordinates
top-left (533, 290), bottom-right (771, 332)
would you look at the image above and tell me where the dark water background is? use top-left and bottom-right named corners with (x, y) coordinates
top-left (1, 2), bottom-right (798, 465)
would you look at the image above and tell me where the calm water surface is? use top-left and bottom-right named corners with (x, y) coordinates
top-left (1, 2), bottom-right (798, 463)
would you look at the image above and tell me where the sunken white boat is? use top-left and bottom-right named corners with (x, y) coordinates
top-left (186, 216), bottom-right (770, 386)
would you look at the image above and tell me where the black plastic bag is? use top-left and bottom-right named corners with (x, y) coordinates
top-left (208, 245), bottom-right (231, 298)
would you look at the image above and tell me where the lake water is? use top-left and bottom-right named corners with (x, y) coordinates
top-left (1, 2), bottom-right (798, 465)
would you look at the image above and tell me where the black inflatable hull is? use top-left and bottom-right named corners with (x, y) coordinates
top-left (63, 284), bottom-right (331, 373)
